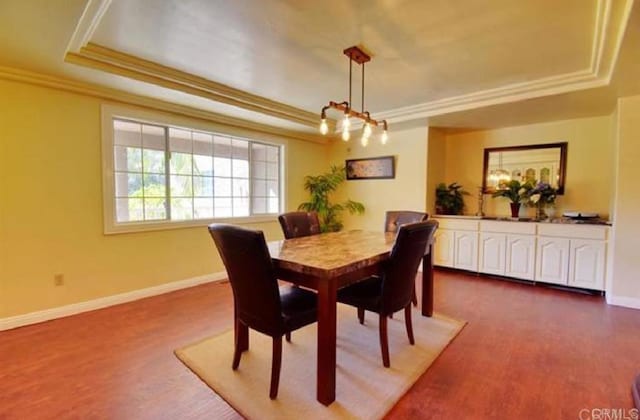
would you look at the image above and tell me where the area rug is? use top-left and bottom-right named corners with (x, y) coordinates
top-left (175, 305), bottom-right (465, 420)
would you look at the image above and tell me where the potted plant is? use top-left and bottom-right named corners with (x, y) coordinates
top-left (523, 182), bottom-right (557, 220)
top-left (298, 165), bottom-right (365, 232)
top-left (435, 182), bottom-right (469, 215)
top-left (491, 180), bottom-right (532, 218)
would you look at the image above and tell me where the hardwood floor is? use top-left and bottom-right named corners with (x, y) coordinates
top-left (1, 270), bottom-right (638, 419)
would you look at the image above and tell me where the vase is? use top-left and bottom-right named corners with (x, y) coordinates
top-left (536, 204), bottom-right (547, 221)
top-left (509, 203), bottom-right (520, 218)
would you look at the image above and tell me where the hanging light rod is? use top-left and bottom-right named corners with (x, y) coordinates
top-left (319, 46), bottom-right (388, 146)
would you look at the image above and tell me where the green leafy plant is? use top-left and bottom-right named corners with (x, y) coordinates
top-left (435, 182), bottom-right (469, 215)
top-left (491, 180), bottom-right (533, 204)
top-left (298, 165), bottom-right (365, 232)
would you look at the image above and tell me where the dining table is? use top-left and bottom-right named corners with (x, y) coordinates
top-left (265, 229), bottom-right (435, 406)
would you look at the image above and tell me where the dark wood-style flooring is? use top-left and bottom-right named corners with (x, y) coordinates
top-left (1, 270), bottom-right (639, 419)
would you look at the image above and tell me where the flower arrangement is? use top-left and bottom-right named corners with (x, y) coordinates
top-left (523, 182), bottom-right (558, 220)
top-left (525, 182), bottom-right (557, 207)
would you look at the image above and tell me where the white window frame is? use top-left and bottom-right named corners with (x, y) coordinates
top-left (101, 104), bottom-right (286, 234)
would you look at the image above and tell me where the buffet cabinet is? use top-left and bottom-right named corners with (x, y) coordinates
top-left (433, 217), bottom-right (609, 291)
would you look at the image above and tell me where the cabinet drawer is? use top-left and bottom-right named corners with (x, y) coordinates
top-left (436, 218), bottom-right (479, 231)
top-left (480, 220), bottom-right (536, 235)
top-left (537, 224), bottom-right (608, 240)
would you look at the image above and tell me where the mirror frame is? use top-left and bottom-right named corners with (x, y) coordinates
top-left (482, 142), bottom-right (568, 194)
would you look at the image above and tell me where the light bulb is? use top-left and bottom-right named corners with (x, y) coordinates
top-left (343, 113), bottom-right (350, 129)
top-left (381, 129), bottom-right (388, 144)
top-left (342, 127), bottom-right (350, 141)
top-left (363, 122), bottom-right (372, 138)
top-left (319, 118), bottom-right (328, 135)
top-left (361, 133), bottom-right (369, 147)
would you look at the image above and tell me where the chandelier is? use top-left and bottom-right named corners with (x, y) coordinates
top-left (319, 46), bottom-right (388, 146)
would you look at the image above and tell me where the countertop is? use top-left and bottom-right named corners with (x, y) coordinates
top-left (433, 215), bottom-right (612, 226)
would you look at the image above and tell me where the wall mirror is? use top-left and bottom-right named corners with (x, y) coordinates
top-left (482, 142), bottom-right (567, 194)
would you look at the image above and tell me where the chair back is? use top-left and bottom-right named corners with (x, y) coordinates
top-left (278, 211), bottom-right (321, 239)
top-left (381, 220), bottom-right (438, 313)
top-left (208, 224), bottom-right (283, 334)
top-left (384, 211), bottom-right (428, 233)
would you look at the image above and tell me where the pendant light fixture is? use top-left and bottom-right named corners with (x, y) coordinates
top-left (319, 46), bottom-right (388, 146)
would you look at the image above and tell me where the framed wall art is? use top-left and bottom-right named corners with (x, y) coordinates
top-left (345, 156), bottom-right (395, 180)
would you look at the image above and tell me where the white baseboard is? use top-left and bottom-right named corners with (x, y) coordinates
top-left (0, 271), bottom-right (227, 331)
top-left (606, 294), bottom-right (640, 310)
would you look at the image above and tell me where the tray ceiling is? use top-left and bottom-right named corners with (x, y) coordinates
top-left (0, 0), bottom-right (637, 134)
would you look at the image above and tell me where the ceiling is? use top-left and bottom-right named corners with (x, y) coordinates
top-left (0, 0), bottom-right (638, 137)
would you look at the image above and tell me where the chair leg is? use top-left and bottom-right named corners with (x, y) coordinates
top-left (412, 284), bottom-right (418, 306)
top-left (379, 314), bottom-right (390, 368)
top-left (232, 319), bottom-right (244, 370)
top-left (285, 331), bottom-right (291, 342)
top-left (270, 336), bottom-right (283, 399)
top-left (404, 304), bottom-right (415, 345)
top-left (357, 308), bottom-right (365, 324)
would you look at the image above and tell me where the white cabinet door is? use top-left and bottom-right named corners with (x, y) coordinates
top-left (433, 229), bottom-right (455, 268)
top-left (454, 231), bottom-right (478, 271)
top-left (535, 236), bottom-right (570, 285)
top-left (505, 234), bottom-right (536, 280)
top-left (568, 239), bottom-right (606, 290)
top-left (479, 233), bottom-right (505, 275)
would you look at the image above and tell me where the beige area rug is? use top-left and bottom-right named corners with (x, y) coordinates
top-left (175, 305), bottom-right (465, 420)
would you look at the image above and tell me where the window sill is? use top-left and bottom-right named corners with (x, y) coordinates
top-left (104, 215), bottom-right (279, 235)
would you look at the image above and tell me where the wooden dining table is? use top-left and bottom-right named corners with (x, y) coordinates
top-left (266, 229), bottom-right (435, 406)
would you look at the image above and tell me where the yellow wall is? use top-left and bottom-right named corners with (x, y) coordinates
top-left (440, 116), bottom-right (614, 218)
top-left (610, 95), bottom-right (640, 302)
top-left (426, 127), bottom-right (447, 215)
top-left (0, 79), bottom-right (328, 318)
top-left (328, 125), bottom-right (429, 231)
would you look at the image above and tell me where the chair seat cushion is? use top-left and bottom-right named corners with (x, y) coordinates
top-left (279, 285), bottom-right (317, 333)
top-left (337, 276), bottom-right (382, 313)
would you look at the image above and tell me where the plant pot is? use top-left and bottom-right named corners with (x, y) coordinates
top-left (509, 203), bottom-right (520, 218)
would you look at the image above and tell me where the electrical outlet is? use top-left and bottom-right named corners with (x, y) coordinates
top-left (54, 274), bottom-right (64, 286)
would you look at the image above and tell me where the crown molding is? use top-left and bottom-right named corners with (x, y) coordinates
top-left (64, 0), bottom-right (325, 130)
top-left (0, 65), bottom-right (326, 144)
top-left (66, 43), bottom-right (322, 128)
top-left (375, 0), bottom-right (634, 124)
top-left (376, 70), bottom-right (606, 123)
top-left (65, 0), bottom-right (112, 53)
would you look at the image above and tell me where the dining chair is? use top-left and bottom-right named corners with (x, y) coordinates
top-left (278, 211), bottom-right (321, 239)
top-left (208, 224), bottom-right (318, 399)
top-left (384, 210), bottom-right (429, 306)
top-left (337, 220), bottom-right (438, 368)
top-left (384, 210), bottom-right (429, 233)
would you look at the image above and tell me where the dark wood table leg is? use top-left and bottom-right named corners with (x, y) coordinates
top-left (316, 278), bottom-right (337, 405)
top-left (421, 245), bottom-right (434, 317)
top-left (234, 304), bottom-right (249, 352)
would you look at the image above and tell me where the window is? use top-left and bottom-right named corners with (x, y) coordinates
top-left (108, 116), bottom-right (282, 230)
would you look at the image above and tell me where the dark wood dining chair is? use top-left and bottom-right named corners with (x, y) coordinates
top-left (384, 210), bottom-right (429, 233)
top-left (384, 210), bottom-right (429, 306)
top-left (337, 220), bottom-right (438, 368)
top-left (208, 224), bottom-right (318, 399)
top-left (278, 211), bottom-right (321, 239)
